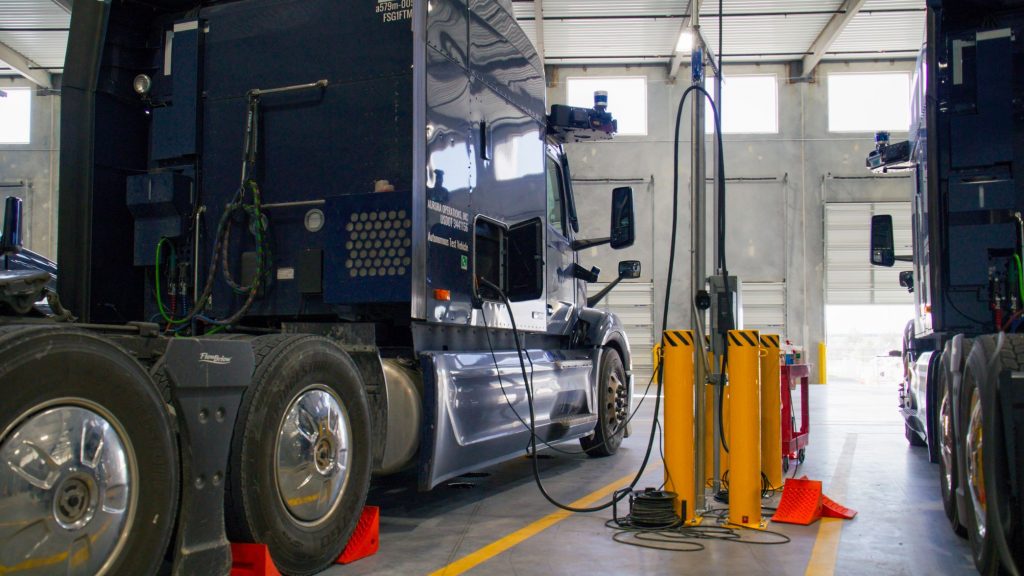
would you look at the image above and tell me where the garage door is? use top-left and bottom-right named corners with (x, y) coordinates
top-left (825, 202), bottom-right (913, 305)
top-left (587, 282), bottom-right (654, 387)
top-left (742, 281), bottom-right (786, 335)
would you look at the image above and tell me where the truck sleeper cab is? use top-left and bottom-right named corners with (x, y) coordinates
top-left (867, 5), bottom-right (1024, 574)
top-left (0, 1), bottom-right (640, 575)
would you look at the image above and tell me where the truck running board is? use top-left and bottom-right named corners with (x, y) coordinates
top-left (550, 414), bottom-right (599, 429)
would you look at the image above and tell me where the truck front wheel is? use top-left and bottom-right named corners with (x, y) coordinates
top-left (225, 335), bottom-right (371, 576)
top-left (580, 348), bottom-right (628, 457)
top-left (0, 327), bottom-right (179, 576)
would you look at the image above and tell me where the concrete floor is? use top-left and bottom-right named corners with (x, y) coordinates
top-left (325, 380), bottom-right (977, 576)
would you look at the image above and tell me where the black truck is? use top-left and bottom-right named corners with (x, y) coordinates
top-left (869, 0), bottom-right (1024, 573)
top-left (0, 1), bottom-right (639, 574)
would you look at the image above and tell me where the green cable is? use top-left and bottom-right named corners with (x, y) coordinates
top-left (1015, 254), bottom-right (1024, 303)
top-left (155, 238), bottom-right (189, 325)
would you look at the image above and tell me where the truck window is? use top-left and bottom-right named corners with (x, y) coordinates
top-left (546, 156), bottom-right (565, 234)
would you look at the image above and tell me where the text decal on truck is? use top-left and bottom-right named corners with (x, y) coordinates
top-left (199, 353), bottom-right (232, 365)
top-left (377, 0), bottom-right (412, 23)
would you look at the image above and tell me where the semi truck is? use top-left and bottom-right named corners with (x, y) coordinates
top-left (0, 1), bottom-right (639, 575)
top-left (868, 0), bottom-right (1023, 573)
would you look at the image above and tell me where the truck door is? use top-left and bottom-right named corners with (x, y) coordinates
top-left (546, 152), bottom-right (576, 334)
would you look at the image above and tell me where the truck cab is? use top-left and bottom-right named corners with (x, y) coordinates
top-left (0, 2), bottom-right (643, 574)
top-left (867, 6), bottom-right (1024, 573)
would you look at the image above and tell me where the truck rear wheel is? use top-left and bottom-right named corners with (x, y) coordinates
top-left (939, 340), bottom-right (968, 537)
top-left (225, 335), bottom-right (371, 576)
top-left (580, 348), bottom-right (628, 457)
top-left (960, 334), bottom-right (1021, 575)
top-left (0, 327), bottom-right (179, 576)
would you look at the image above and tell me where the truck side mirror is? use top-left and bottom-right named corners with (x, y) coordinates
top-left (870, 214), bottom-right (895, 267)
top-left (570, 187), bottom-right (637, 251)
top-left (1, 196), bottom-right (24, 255)
top-left (899, 270), bottom-right (914, 293)
top-left (610, 187), bottom-right (635, 250)
top-left (586, 260), bottom-right (642, 308)
top-left (618, 260), bottom-right (641, 279)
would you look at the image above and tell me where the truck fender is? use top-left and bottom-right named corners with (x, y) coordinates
top-left (578, 307), bottom-right (633, 375)
top-left (577, 307), bottom-right (634, 436)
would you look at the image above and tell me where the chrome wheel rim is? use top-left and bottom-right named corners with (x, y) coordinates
top-left (609, 371), bottom-right (628, 430)
top-left (275, 385), bottom-right (351, 525)
top-left (966, 387), bottom-right (986, 539)
top-left (940, 382), bottom-right (955, 495)
top-left (0, 401), bottom-right (136, 576)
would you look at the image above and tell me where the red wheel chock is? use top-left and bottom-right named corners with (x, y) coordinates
top-left (771, 477), bottom-right (857, 525)
top-left (230, 506), bottom-right (380, 576)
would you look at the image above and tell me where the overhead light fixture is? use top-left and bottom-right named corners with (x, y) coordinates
top-left (676, 29), bottom-right (694, 52)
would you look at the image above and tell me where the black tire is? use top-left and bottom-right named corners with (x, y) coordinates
top-left (580, 348), bottom-right (628, 457)
top-left (906, 422), bottom-right (927, 446)
top-left (225, 335), bottom-right (372, 576)
top-left (960, 334), bottom-right (1023, 575)
top-left (0, 326), bottom-right (179, 576)
top-left (938, 341), bottom-right (967, 537)
top-left (926, 351), bottom-right (942, 463)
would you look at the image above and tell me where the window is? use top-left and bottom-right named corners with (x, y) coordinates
top-left (0, 88), bottom-right (31, 144)
top-left (545, 156), bottom-right (564, 234)
top-left (566, 77), bottom-right (647, 136)
top-left (828, 73), bottom-right (911, 133)
top-left (704, 75), bottom-right (779, 134)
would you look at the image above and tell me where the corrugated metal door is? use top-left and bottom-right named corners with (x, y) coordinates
top-left (742, 281), bottom-right (786, 335)
top-left (825, 202), bottom-right (913, 305)
top-left (587, 282), bottom-right (654, 387)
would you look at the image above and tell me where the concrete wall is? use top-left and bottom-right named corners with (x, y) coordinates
top-left (0, 76), bottom-right (60, 260)
top-left (547, 60), bottom-right (915, 379)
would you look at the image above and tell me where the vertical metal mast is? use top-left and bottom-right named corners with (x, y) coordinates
top-left (689, 4), bottom-right (708, 515)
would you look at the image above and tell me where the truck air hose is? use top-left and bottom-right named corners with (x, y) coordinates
top-left (155, 179), bottom-right (270, 329)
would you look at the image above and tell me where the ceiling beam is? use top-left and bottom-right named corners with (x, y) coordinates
top-left (667, 0), bottom-right (703, 81)
top-left (0, 40), bottom-right (52, 88)
top-left (532, 0), bottom-right (545, 63)
top-left (51, 0), bottom-right (72, 14)
top-left (800, 0), bottom-right (868, 78)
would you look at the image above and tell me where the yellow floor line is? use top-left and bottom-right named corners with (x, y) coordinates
top-left (804, 434), bottom-right (858, 576)
top-left (428, 471), bottom-right (637, 576)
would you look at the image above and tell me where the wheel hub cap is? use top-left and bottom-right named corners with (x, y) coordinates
top-left (609, 372), bottom-right (628, 427)
top-left (0, 404), bottom-right (134, 576)
top-left (276, 387), bottom-right (352, 524)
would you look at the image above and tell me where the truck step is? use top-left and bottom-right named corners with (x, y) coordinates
top-left (550, 414), bottom-right (599, 429)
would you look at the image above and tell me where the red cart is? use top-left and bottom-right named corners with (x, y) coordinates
top-left (781, 363), bottom-right (810, 472)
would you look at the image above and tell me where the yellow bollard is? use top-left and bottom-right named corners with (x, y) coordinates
top-left (818, 341), bottom-right (827, 384)
top-left (759, 334), bottom-right (783, 490)
top-left (727, 329), bottom-right (764, 529)
top-left (662, 330), bottom-right (699, 523)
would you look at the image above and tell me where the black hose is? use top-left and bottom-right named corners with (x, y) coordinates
top-left (481, 278), bottom-right (662, 513)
